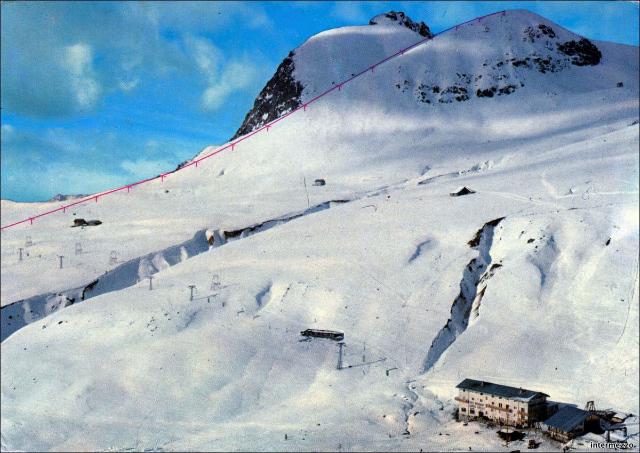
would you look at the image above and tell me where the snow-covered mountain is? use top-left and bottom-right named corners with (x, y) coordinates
top-left (234, 9), bottom-right (612, 140)
top-left (233, 11), bottom-right (433, 139)
top-left (1, 9), bottom-right (638, 452)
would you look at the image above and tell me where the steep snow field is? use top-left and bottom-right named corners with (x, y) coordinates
top-left (1, 9), bottom-right (638, 452)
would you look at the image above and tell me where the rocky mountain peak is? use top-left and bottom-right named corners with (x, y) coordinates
top-left (369, 11), bottom-right (433, 38)
top-left (231, 10), bottom-right (605, 141)
top-left (49, 193), bottom-right (88, 202)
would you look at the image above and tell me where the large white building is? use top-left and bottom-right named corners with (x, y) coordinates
top-left (455, 379), bottom-right (549, 427)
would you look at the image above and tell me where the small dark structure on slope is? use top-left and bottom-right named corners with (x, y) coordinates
top-left (313, 179), bottom-right (326, 186)
top-left (72, 218), bottom-right (102, 227)
top-left (497, 428), bottom-right (525, 442)
top-left (300, 329), bottom-right (344, 341)
top-left (450, 186), bottom-right (476, 197)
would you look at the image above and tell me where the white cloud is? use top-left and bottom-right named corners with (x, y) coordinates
top-left (245, 9), bottom-right (271, 29)
top-left (64, 43), bottom-right (101, 110)
top-left (1, 2), bottom-right (272, 118)
top-left (119, 79), bottom-right (140, 92)
top-left (424, 2), bottom-right (483, 30)
top-left (201, 59), bottom-right (261, 111)
top-left (202, 85), bottom-right (228, 110)
top-left (180, 35), bottom-right (265, 112)
top-left (331, 2), bottom-right (370, 23)
top-left (1, 123), bottom-right (206, 201)
top-left (7, 162), bottom-right (126, 200)
top-left (43, 167), bottom-right (124, 196)
top-left (1, 124), bottom-right (15, 136)
top-left (145, 139), bottom-right (160, 151)
top-left (136, 2), bottom-right (273, 33)
top-left (187, 36), bottom-right (221, 77)
top-left (44, 127), bottom-right (95, 156)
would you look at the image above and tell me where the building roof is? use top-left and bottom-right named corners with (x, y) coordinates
top-left (455, 378), bottom-right (549, 402)
top-left (543, 406), bottom-right (590, 432)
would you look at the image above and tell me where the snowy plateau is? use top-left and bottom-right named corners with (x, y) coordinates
top-left (1, 9), bottom-right (639, 452)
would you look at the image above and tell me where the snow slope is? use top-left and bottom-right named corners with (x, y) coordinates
top-left (1, 9), bottom-right (638, 452)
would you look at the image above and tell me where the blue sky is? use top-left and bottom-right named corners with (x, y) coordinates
top-left (1, 1), bottom-right (638, 202)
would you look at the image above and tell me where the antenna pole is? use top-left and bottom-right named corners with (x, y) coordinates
top-left (303, 177), bottom-right (310, 209)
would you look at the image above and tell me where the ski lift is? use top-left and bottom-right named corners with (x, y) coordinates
top-left (210, 274), bottom-right (221, 291)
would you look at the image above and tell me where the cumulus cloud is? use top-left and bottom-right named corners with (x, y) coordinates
top-left (201, 59), bottom-right (262, 111)
top-left (119, 79), bottom-right (140, 92)
top-left (0, 125), bottom-right (122, 201)
top-left (179, 35), bottom-right (265, 112)
top-left (418, 1), bottom-right (483, 30)
top-left (0, 2), bottom-right (272, 118)
top-left (1, 123), bottom-right (62, 159)
top-left (1, 124), bottom-right (15, 136)
top-left (331, 2), bottom-right (371, 23)
top-left (1, 4), bottom-right (112, 116)
top-left (0, 124), bottom-right (203, 201)
top-left (39, 166), bottom-right (125, 198)
top-left (187, 36), bottom-right (222, 75)
top-left (64, 43), bottom-right (101, 110)
top-left (136, 2), bottom-right (273, 33)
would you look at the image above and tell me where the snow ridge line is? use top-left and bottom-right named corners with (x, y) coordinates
top-left (0, 199), bottom-right (348, 341)
top-left (420, 217), bottom-right (504, 374)
top-left (0, 10), bottom-right (506, 231)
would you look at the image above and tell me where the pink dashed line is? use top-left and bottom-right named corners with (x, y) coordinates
top-left (1, 10), bottom-right (506, 231)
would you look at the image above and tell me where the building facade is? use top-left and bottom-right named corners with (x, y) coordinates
top-left (455, 378), bottom-right (549, 427)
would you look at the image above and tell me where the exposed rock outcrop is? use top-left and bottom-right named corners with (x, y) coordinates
top-left (369, 11), bottom-right (433, 38)
top-left (49, 193), bottom-right (87, 202)
top-left (557, 38), bottom-right (602, 66)
top-left (231, 51), bottom-right (304, 140)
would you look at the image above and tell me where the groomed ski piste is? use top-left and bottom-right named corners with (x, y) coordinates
top-left (1, 9), bottom-right (639, 452)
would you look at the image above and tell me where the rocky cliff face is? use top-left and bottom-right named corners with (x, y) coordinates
top-left (231, 51), bottom-right (303, 140)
